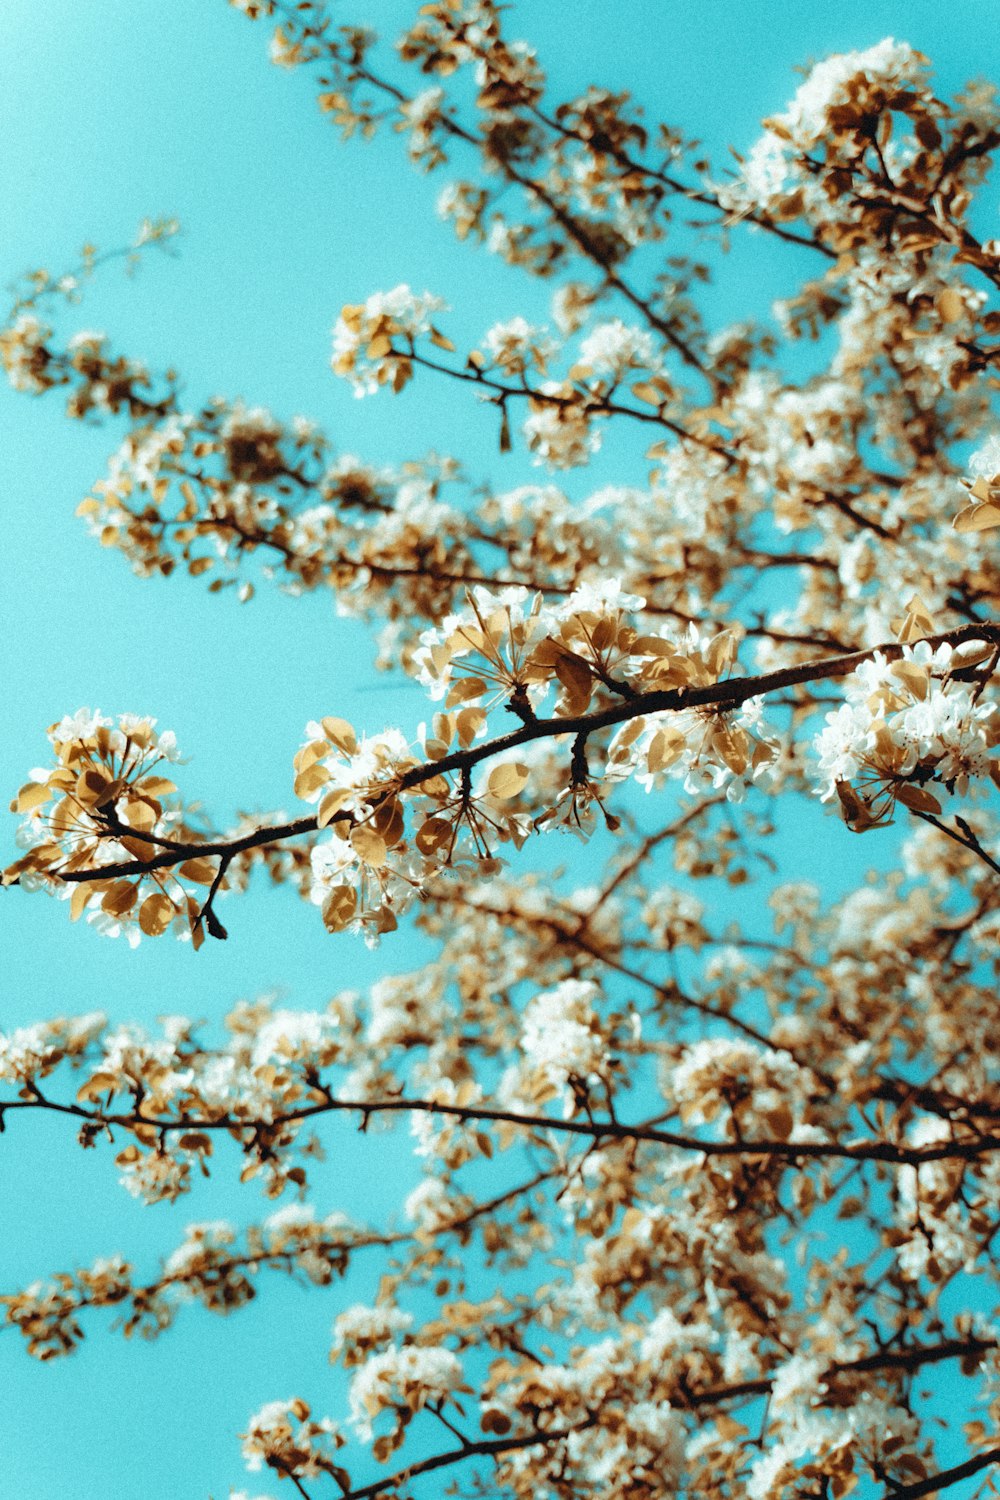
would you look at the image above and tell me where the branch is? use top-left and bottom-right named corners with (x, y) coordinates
top-left (7, 1083), bottom-right (1000, 1167)
top-left (335, 1419), bottom-right (595, 1500)
top-left (881, 1444), bottom-right (1000, 1500)
top-left (28, 620), bottom-right (1000, 887)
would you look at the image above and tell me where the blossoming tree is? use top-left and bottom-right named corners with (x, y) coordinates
top-left (7, 3), bottom-right (1000, 1496)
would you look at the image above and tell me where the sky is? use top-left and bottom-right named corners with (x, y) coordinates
top-left (3, 3), bottom-right (1000, 1497)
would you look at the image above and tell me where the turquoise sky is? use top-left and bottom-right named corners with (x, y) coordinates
top-left (3, 3), bottom-right (1000, 1496)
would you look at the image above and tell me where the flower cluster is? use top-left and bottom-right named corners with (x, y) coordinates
top-left (331, 284), bottom-right (448, 396)
top-left (241, 1398), bottom-right (346, 1481)
top-left (3, 710), bottom-right (212, 946)
top-left (515, 977), bottom-right (611, 1116)
top-left (347, 1342), bottom-right (467, 1446)
top-left (812, 639), bottom-right (1000, 829)
top-left (720, 39), bottom-right (931, 216)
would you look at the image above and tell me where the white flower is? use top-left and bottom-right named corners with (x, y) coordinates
top-left (348, 1344), bottom-right (464, 1440)
top-left (520, 978), bottom-right (608, 1110)
top-left (522, 384), bottom-right (600, 469)
top-left (578, 319), bottom-right (658, 380)
top-left (48, 707), bottom-right (112, 744)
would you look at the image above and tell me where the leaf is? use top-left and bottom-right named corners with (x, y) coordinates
top-left (711, 722), bottom-right (749, 775)
top-left (75, 766), bottom-right (113, 806)
top-left (138, 892), bottom-right (177, 936)
top-left (894, 593), bottom-right (936, 644)
top-left (294, 763), bottom-right (331, 799)
top-left (456, 707), bottom-right (486, 747)
top-left (320, 717), bottom-right (358, 755)
top-left (322, 883), bottom-right (357, 932)
top-left (69, 883), bottom-right (92, 923)
top-left (704, 627), bottom-right (741, 678)
top-left (895, 783), bottom-right (943, 814)
top-left (954, 501), bottom-right (1000, 534)
top-left (14, 781), bottom-right (50, 814)
top-left (136, 776), bottom-right (177, 798)
top-left (178, 858), bottom-right (218, 885)
top-left (554, 652), bottom-right (593, 709)
top-left (121, 799), bottom-right (157, 834)
top-left (293, 739), bottom-right (329, 773)
top-left (445, 677), bottom-right (488, 708)
top-left (317, 788), bottom-right (354, 829)
top-left (372, 797), bottom-right (405, 849)
top-left (416, 817), bottom-right (453, 856)
top-left (101, 880), bottom-right (139, 917)
top-left (646, 726), bottom-right (687, 774)
top-left (350, 824), bottom-right (388, 867)
top-left (77, 1072), bottom-right (118, 1104)
top-left (487, 761), bottom-right (530, 800)
top-left (631, 379), bottom-right (671, 406)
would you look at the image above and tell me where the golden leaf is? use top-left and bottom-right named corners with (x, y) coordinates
top-left (138, 892), bottom-right (177, 936)
top-left (487, 761), bottom-right (530, 800)
top-left (895, 783), bottom-right (943, 814)
top-left (350, 824), bottom-right (388, 867)
top-left (136, 776), bottom-right (177, 799)
top-left (954, 501), bottom-right (1000, 534)
top-left (445, 677), bottom-right (488, 708)
top-left (14, 781), bottom-right (50, 814)
top-left (321, 883), bottom-right (357, 932)
top-left (101, 880), bottom-right (139, 917)
top-left (69, 884), bottom-right (92, 922)
top-left (317, 788), bottom-right (354, 829)
top-left (372, 798), bottom-right (405, 849)
top-left (937, 287), bottom-right (965, 324)
top-left (416, 816), bottom-right (453, 855)
top-left (320, 716), bottom-right (358, 754)
top-left (294, 763), bottom-right (331, 799)
top-left (178, 857), bottom-right (218, 885)
top-left (122, 799), bottom-right (157, 834)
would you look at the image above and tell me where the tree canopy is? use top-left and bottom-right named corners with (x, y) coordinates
top-left (6, 3), bottom-right (1000, 1497)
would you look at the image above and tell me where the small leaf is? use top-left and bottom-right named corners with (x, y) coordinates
top-left (136, 776), bottom-right (177, 798)
top-left (350, 824), bottom-right (388, 867)
top-left (415, 817), bottom-right (453, 856)
top-left (937, 286), bottom-right (965, 323)
top-left (322, 883), bottom-right (357, 932)
top-left (896, 783), bottom-right (943, 814)
top-left (138, 892), bottom-right (177, 936)
top-left (317, 788), bottom-right (354, 829)
top-left (487, 761), bottom-right (530, 800)
top-left (954, 501), bottom-right (1000, 534)
top-left (101, 880), bottom-right (139, 917)
top-left (320, 717), bottom-right (358, 754)
top-left (14, 781), bottom-right (50, 814)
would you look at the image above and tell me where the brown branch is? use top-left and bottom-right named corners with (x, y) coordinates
top-left (7, 1082), bottom-right (1000, 1168)
top-left (881, 1443), bottom-right (1000, 1500)
top-left (27, 619), bottom-right (1000, 888)
top-left (336, 1419), bottom-right (596, 1500)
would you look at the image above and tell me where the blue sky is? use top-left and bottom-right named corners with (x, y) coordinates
top-left (3, 3), bottom-right (1000, 1496)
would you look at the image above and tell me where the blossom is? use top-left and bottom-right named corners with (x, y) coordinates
top-left (577, 318), bottom-right (658, 380)
top-left (519, 978), bottom-right (609, 1110)
top-left (331, 285), bottom-right (447, 397)
top-left (522, 383), bottom-right (601, 468)
top-left (348, 1344), bottom-right (465, 1440)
